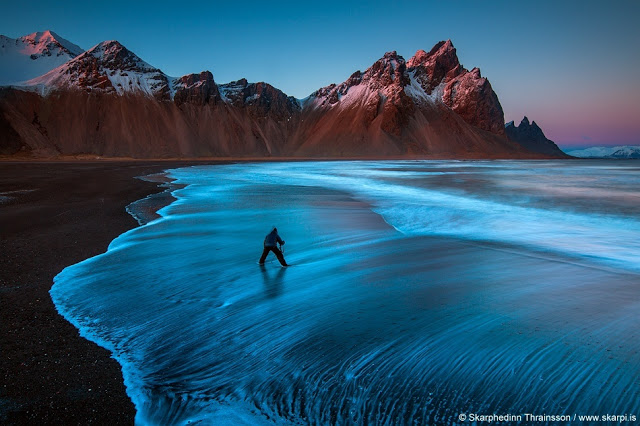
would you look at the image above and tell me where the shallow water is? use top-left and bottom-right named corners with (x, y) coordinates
top-left (51, 160), bottom-right (640, 424)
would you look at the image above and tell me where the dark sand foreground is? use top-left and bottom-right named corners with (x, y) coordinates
top-left (0, 161), bottom-right (208, 424)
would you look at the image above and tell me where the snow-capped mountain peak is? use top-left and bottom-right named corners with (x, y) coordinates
top-left (20, 30), bottom-right (84, 58)
top-left (0, 30), bottom-right (84, 85)
top-left (26, 40), bottom-right (171, 99)
top-left (85, 40), bottom-right (156, 72)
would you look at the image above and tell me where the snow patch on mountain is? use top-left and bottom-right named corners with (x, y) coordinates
top-left (404, 70), bottom-right (441, 105)
top-left (218, 79), bottom-right (248, 103)
top-left (167, 76), bottom-right (179, 99)
top-left (0, 30), bottom-right (83, 85)
top-left (337, 83), bottom-right (370, 108)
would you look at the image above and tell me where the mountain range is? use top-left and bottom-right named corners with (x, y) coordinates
top-left (0, 31), bottom-right (568, 159)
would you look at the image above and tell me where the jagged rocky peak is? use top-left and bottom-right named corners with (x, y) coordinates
top-left (405, 39), bottom-right (505, 136)
top-left (310, 51), bottom-right (409, 108)
top-left (306, 40), bottom-right (506, 136)
top-left (363, 51), bottom-right (408, 88)
top-left (219, 78), bottom-right (300, 119)
top-left (173, 71), bottom-right (221, 106)
top-left (505, 116), bottom-right (567, 157)
top-left (509, 116), bottom-right (543, 133)
top-left (408, 39), bottom-right (458, 68)
top-left (407, 39), bottom-right (462, 94)
top-left (523, 117), bottom-right (543, 132)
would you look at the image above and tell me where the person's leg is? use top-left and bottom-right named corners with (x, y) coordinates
top-left (273, 247), bottom-right (288, 266)
top-left (259, 247), bottom-right (270, 264)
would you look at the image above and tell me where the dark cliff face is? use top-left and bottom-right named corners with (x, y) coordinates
top-left (0, 87), bottom-right (295, 158)
top-left (0, 93), bottom-right (26, 155)
top-left (505, 117), bottom-right (568, 157)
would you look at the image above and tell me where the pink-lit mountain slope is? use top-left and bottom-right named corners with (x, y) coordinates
top-left (0, 30), bottom-right (83, 86)
top-left (291, 42), bottom-right (515, 157)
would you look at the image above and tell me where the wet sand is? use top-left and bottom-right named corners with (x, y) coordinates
top-left (0, 161), bottom-right (211, 424)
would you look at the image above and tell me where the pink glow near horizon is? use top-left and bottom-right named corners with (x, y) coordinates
top-left (504, 89), bottom-right (640, 147)
top-left (533, 113), bottom-right (639, 147)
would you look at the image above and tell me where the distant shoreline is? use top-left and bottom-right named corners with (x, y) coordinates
top-left (0, 153), bottom-right (573, 163)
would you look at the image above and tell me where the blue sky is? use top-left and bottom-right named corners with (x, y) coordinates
top-left (2, 0), bottom-right (638, 147)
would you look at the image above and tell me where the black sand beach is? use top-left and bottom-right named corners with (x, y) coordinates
top-left (0, 161), bottom-right (204, 424)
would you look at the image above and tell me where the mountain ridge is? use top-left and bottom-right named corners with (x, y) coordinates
top-left (0, 32), bottom-right (564, 159)
top-left (27, 40), bottom-right (171, 99)
top-left (505, 116), bottom-right (568, 157)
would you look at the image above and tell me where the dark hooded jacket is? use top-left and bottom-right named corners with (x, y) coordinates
top-left (264, 228), bottom-right (284, 248)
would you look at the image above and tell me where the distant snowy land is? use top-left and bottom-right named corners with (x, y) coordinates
top-left (565, 146), bottom-right (640, 159)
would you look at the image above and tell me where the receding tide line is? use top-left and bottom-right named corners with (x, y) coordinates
top-left (125, 174), bottom-right (185, 226)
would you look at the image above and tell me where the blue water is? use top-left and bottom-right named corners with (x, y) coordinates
top-left (51, 161), bottom-right (640, 424)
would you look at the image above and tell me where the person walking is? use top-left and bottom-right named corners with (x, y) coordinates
top-left (259, 227), bottom-right (288, 266)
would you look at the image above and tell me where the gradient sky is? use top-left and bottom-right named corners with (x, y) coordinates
top-left (1, 0), bottom-right (638, 147)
